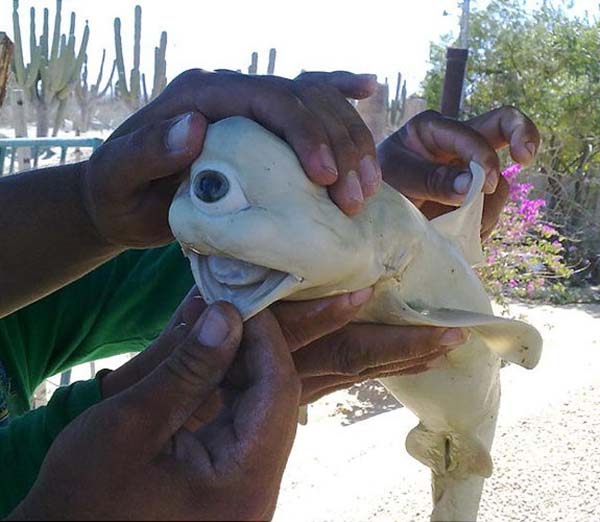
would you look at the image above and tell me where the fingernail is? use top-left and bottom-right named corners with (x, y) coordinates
top-left (359, 156), bottom-right (381, 197)
top-left (525, 142), bottom-right (537, 157)
top-left (484, 169), bottom-right (499, 193)
top-left (439, 328), bottom-right (469, 347)
top-left (197, 306), bottom-right (230, 348)
top-left (349, 287), bottom-right (373, 307)
top-left (453, 171), bottom-right (472, 195)
top-left (346, 171), bottom-right (364, 204)
top-left (167, 112), bottom-right (193, 152)
top-left (317, 144), bottom-right (338, 182)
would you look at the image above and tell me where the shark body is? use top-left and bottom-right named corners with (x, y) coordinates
top-left (169, 116), bottom-right (543, 521)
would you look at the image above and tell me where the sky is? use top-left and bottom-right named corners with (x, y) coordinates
top-left (2, 0), bottom-right (599, 96)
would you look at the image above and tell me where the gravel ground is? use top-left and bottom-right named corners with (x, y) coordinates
top-left (274, 303), bottom-right (600, 522)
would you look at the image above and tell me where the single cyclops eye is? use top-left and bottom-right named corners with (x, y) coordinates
top-left (193, 170), bottom-right (230, 203)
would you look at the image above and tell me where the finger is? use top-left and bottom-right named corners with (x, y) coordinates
top-left (294, 324), bottom-right (468, 378)
top-left (271, 288), bottom-right (373, 352)
top-left (299, 358), bottom-right (436, 405)
top-left (100, 288), bottom-right (206, 399)
top-left (292, 87), bottom-right (363, 214)
top-left (294, 82), bottom-right (381, 206)
top-left (109, 70), bottom-right (339, 187)
top-left (116, 302), bottom-right (242, 452)
top-left (379, 142), bottom-right (474, 207)
top-left (466, 106), bottom-right (541, 166)
top-left (200, 311), bottom-right (300, 474)
top-left (300, 374), bottom-right (358, 404)
top-left (300, 362), bottom-right (430, 405)
top-left (397, 110), bottom-right (501, 195)
top-left (91, 111), bottom-right (207, 195)
top-left (295, 71), bottom-right (378, 99)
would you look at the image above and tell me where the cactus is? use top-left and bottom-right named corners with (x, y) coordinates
top-left (248, 51), bottom-right (258, 75)
top-left (248, 48), bottom-right (277, 75)
top-left (150, 31), bottom-right (167, 100)
top-left (12, 0), bottom-right (89, 137)
top-left (267, 48), bottom-right (276, 75)
top-left (75, 49), bottom-right (116, 134)
top-left (114, 5), bottom-right (168, 111)
top-left (114, 5), bottom-right (141, 110)
top-left (388, 72), bottom-right (407, 130)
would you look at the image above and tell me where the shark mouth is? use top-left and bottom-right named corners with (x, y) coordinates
top-left (186, 251), bottom-right (303, 319)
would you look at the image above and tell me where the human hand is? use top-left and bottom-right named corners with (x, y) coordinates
top-left (103, 289), bottom-right (465, 411)
top-left (270, 291), bottom-right (468, 404)
top-left (83, 70), bottom-right (381, 249)
top-left (11, 300), bottom-right (300, 521)
top-left (377, 107), bottom-right (541, 238)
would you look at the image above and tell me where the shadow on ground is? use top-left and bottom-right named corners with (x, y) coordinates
top-left (334, 380), bottom-right (403, 426)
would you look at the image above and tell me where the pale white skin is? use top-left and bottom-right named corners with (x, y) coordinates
top-left (169, 117), bottom-right (543, 522)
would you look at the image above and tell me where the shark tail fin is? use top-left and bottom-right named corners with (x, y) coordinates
top-left (405, 423), bottom-right (493, 479)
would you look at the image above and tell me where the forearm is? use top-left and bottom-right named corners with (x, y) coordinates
top-left (0, 162), bottom-right (123, 318)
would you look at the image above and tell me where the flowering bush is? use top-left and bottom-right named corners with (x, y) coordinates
top-left (478, 164), bottom-right (573, 303)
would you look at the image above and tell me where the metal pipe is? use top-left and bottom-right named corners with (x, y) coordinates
top-left (441, 47), bottom-right (469, 118)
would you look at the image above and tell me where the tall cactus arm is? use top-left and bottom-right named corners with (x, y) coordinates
top-left (129, 4), bottom-right (142, 102)
top-left (151, 31), bottom-right (167, 100)
top-left (133, 5), bottom-right (141, 73)
top-left (12, 0), bottom-right (26, 86)
top-left (48, 33), bottom-right (66, 96)
top-left (72, 20), bottom-right (90, 80)
top-left (40, 8), bottom-right (49, 63)
top-left (248, 51), bottom-right (258, 74)
top-left (267, 48), bottom-right (276, 75)
top-left (142, 72), bottom-right (149, 104)
top-left (29, 7), bottom-right (36, 65)
top-left (76, 54), bottom-right (89, 102)
top-left (49, 0), bottom-right (62, 63)
top-left (24, 7), bottom-right (42, 90)
top-left (99, 59), bottom-right (116, 98)
top-left (113, 16), bottom-right (130, 98)
top-left (92, 48), bottom-right (107, 96)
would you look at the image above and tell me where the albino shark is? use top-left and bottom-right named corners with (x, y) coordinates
top-left (168, 116), bottom-right (543, 521)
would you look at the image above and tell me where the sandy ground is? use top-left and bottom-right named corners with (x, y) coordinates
top-left (273, 302), bottom-right (600, 522)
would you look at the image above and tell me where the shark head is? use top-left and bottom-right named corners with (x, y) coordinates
top-left (168, 116), bottom-right (378, 318)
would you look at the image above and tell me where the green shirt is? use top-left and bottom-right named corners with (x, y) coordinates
top-left (0, 244), bottom-right (193, 516)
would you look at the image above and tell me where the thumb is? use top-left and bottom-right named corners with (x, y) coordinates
top-left (118, 301), bottom-right (242, 452)
top-left (88, 111), bottom-right (207, 194)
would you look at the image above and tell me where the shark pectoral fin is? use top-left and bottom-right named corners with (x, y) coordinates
top-left (406, 424), bottom-right (493, 479)
top-left (386, 301), bottom-right (543, 369)
top-left (472, 319), bottom-right (543, 370)
top-left (431, 161), bottom-right (486, 266)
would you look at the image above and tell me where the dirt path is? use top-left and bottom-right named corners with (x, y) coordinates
top-left (274, 303), bottom-right (600, 521)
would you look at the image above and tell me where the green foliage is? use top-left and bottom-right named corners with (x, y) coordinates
top-left (422, 0), bottom-right (600, 297)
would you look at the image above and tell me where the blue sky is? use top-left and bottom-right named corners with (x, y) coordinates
top-left (2, 0), bottom-right (598, 95)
